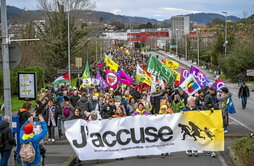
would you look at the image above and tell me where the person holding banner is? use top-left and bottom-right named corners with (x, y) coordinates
top-left (217, 87), bottom-right (232, 133)
top-left (132, 103), bottom-right (150, 115)
top-left (100, 99), bottom-right (116, 119)
top-left (182, 96), bottom-right (200, 111)
top-left (159, 105), bottom-right (173, 114)
top-left (112, 107), bottom-right (126, 118)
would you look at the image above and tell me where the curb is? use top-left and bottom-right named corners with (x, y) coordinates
top-left (225, 134), bottom-right (250, 139)
top-left (228, 147), bottom-right (244, 166)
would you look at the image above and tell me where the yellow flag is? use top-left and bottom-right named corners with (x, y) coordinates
top-left (105, 55), bottom-right (119, 72)
top-left (165, 59), bottom-right (179, 69)
top-left (136, 64), bottom-right (152, 86)
top-left (143, 74), bottom-right (152, 86)
top-left (173, 70), bottom-right (180, 81)
top-left (125, 49), bottom-right (131, 56)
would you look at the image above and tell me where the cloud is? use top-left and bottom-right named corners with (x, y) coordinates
top-left (111, 9), bottom-right (121, 15)
top-left (162, 7), bottom-right (202, 14)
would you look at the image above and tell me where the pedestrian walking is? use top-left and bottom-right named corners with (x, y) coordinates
top-left (238, 82), bottom-right (250, 109)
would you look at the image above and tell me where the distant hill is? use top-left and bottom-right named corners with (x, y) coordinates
top-left (186, 13), bottom-right (239, 24)
top-left (5, 5), bottom-right (240, 25)
top-left (97, 11), bottom-right (158, 23)
top-left (163, 13), bottom-right (240, 25)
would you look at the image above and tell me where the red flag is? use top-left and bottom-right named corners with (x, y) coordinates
top-left (63, 73), bottom-right (71, 81)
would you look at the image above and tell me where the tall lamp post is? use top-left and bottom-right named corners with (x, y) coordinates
top-left (197, 29), bottom-right (200, 66)
top-left (175, 28), bottom-right (178, 57)
top-left (222, 11), bottom-right (228, 57)
top-left (67, 0), bottom-right (71, 79)
top-left (185, 28), bottom-right (189, 61)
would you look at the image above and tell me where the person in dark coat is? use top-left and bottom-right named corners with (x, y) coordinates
top-left (0, 115), bottom-right (16, 166)
top-left (70, 91), bottom-right (80, 107)
top-left (238, 82), bottom-right (250, 109)
top-left (70, 107), bottom-right (83, 120)
top-left (182, 96), bottom-right (200, 111)
top-left (88, 96), bottom-right (99, 112)
top-left (17, 102), bottom-right (32, 128)
top-left (76, 92), bottom-right (89, 115)
top-left (100, 99), bottom-right (116, 119)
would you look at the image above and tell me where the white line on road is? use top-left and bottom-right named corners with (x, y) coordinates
top-left (229, 116), bottom-right (253, 132)
top-left (217, 152), bottom-right (228, 166)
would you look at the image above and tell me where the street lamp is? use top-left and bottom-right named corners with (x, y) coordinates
top-left (67, 0), bottom-right (71, 79)
top-left (185, 28), bottom-right (189, 61)
top-left (196, 29), bottom-right (200, 66)
top-left (175, 28), bottom-right (178, 57)
top-left (222, 11), bottom-right (228, 57)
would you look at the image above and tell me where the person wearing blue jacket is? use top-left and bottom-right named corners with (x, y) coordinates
top-left (20, 114), bottom-right (48, 166)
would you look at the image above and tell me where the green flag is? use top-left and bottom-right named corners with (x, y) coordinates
top-left (83, 61), bottom-right (91, 78)
top-left (147, 56), bottom-right (176, 85)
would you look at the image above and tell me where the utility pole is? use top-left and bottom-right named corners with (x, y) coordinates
top-left (222, 11), bottom-right (228, 57)
top-left (175, 29), bottom-right (178, 57)
top-left (197, 30), bottom-right (200, 66)
top-left (95, 39), bottom-right (98, 62)
top-left (67, 0), bottom-right (71, 79)
top-left (185, 34), bottom-right (188, 60)
top-left (1, 0), bottom-right (12, 120)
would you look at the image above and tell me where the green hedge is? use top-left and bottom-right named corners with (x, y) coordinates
top-left (232, 137), bottom-right (254, 166)
top-left (0, 66), bottom-right (44, 96)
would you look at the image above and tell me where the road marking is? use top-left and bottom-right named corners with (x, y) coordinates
top-left (217, 152), bottom-right (228, 166)
top-left (229, 116), bottom-right (253, 132)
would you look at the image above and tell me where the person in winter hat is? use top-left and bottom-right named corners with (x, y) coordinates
top-left (20, 114), bottom-right (48, 166)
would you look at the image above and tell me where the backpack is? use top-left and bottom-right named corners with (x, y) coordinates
top-left (63, 105), bottom-right (70, 117)
top-left (0, 131), bottom-right (6, 150)
top-left (20, 142), bottom-right (35, 163)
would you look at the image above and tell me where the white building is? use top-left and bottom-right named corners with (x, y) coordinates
top-left (171, 16), bottom-right (190, 40)
top-left (100, 32), bottom-right (128, 41)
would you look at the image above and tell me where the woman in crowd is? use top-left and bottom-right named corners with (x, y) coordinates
top-left (112, 106), bottom-right (126, 118)
top-left (159, 104), bottom-right (173, 114)
top-left (171, 94), bottom-right (185, 113)
top-left (141, 94), bottom-right (152, 113)
top-left (129, 97), bottom-right (138, 114)
top-left (70, 107), bottom-right (83, 120)
top-left (17, 102), bottom-right (32, 129)
top-left (44, 99), bottom-right (59, 142)
top-left (132, 103), bottom-right (150, 115)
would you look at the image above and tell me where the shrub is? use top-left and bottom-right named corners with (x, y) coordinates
top-left (232, 137), bottom-right (254, 166)
top-left (0, 66), bottom-right (44, 96)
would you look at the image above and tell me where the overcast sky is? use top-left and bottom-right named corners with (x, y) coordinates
top-left (7, 0), bottom-right (254, 20)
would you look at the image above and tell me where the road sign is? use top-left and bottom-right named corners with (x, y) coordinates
top-left (18, 72), bottom-right (37, 100)
top-left (170, 45), bottom-right (177, 49)
top-left (0, 41), bottom-right (22, 69)
top-left (57, 68), bottom-right (83, 74)
top-left (75, 57), bottom-right (82, 68)
top-left (247, 69), bottom-right (254, 76)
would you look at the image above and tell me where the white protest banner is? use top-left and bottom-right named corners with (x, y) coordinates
top-left (65, 111), bottom-right (224, 160)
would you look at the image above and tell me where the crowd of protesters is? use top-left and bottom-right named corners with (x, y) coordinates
top-left (0, 47), bottom-right (236, 165)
